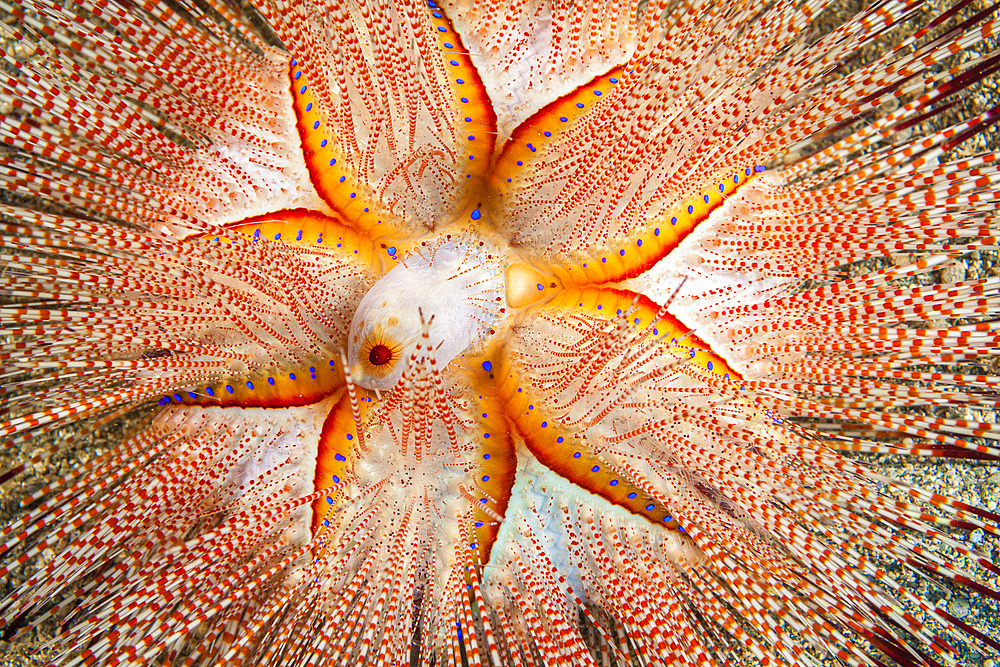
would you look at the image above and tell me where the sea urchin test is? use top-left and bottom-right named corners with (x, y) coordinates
top-left (347, 237), bottom-right (506, 390)
top-left (2, 1), bottom-right (999, 666)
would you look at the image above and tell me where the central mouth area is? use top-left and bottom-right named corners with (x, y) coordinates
top-left (346, 235), bottom-right (508, 390)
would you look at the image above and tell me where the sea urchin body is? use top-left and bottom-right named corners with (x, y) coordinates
top-left (1, 0), bottom-right (1000, 665)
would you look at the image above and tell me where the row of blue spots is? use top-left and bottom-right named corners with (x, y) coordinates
top-left (576, 165), bottom-right (765, 268)
top-left (540, 419), bottom-right (682, 528)
top-left (289, 62), bottom-right (369, 204)
top-left (425, 0), bottom-right (480, 174)
top-left (247, 226), bottom-right (362, 256)
top-left (158, 359), bottom-right (336, 404)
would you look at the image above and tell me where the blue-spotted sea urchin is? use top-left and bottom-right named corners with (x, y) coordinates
top-left (1, 0), bottom-right (999, 665)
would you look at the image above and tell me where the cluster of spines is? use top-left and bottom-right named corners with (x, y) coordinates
top-left (0, 211), bottom-right (365, 441)
top-left (489, 0), bottom-right (998, 265)
top-left (0, 0), bottom-right (287, 228)
top-left (258, 0), bottom-right (497, 229)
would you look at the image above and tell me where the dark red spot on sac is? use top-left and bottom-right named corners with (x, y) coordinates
top-left (369, 344), bottom-right (393, 366)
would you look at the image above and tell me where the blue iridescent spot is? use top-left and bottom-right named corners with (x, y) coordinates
top-left (320, 139), bottom-right (327, 147)
top-left (471, 208), bottom-right (481, 220)
top-left (637, 239), bottom-right (642, 247)
top-left (438, 26), bottom-right (447, 32)
top-left (482, 360), bottom-right (492, 372)
top-left (475, 521), bottom-right (483, 527)
top-left (294, 71), bottom-right (301, 80)
top-left (601, 257), bottom-right (607, 263)
top-left (576, 102), bottom-right (584, 108)
top-left (707, 361), bottom-right (714, 370)
top-left (291, 59), bottom-right (297, 66)
top-left (609, 479), bottom-right (618, 486)
top-left (206, 387), bottom-right (214, 396)
top-left (619, 249), bottom-right (625, 256)
top-left (689, 350), bottom-right (696, 358)
top-left (444, 42), bottom-right (453, 48)
top-left (556, 436), bottom-right (564, 443)
top-left (312, 120), bottom-right (319, 130)
top-left (339, 176), bottom-right (346, 183)
top-left (346, 433), bottom-right (353, 440)
top-left (246, 381), bottom-right (254, 389)
top-left (450, 60), bottom-right (459, 66)
top-left (335, 453), bottom-right (346, 461)
top-left (516, 160), bottom-right (523, 166)
top-left (300, 85), bottom-right (306, 94)
top-left (663, 516), bottom-right (672, 522)
top-left (544, 131), bottom-right (551, 137)
top-left (594, 90), bottom-right (602, 95)
top-left (332, 475), bottom-right (340, 483)
top-left (527, 143), bottom-right (536, 152)
top-left (465, 117), bottom-right (472, 122)
top-left (483, 433), bottom-right (490, 439)
top-left (591, 465), bottom-right (600, 472)
top-left (186, 392), bottom-right (195, 399)
top-left (159, 397), bottom-right (170, 405)
top-left (483, 453), bottom-right (491, 459)
top-left (540, 421), bottom-right (547, 427)
top-left (268, 377), bottom-right (275, 386)
top-left (573, 452), bottom-right (581, 458)
top-left (305, 102), bottom-right (312, 111)
top-left (225, 385), bottom-right (234, 394)
top-left (457, 78), bottom-right (465, 84)
top-left (350, 193), bottom-right (356, 198)
top-left (560, 116), bottom-right (568, 122)
top-left (704, 194), bottom-right (710, 203)
top-left (433, 11), bottom-right (442, 17)
top-left (719, 183), bottom-right (725, 192)
top-left (482, 475), bottom-right (490, 482)
top-left (387, 247), bottom-right (397, 256)
top-left (289, 372), bottom-right (296, 380)
top-left (654, 228), bottom-right (660, 236)
top-left (296, 230), bottom-right (303, 240)
top-left (746, 167), bottom-right (752, 175)
top-left (461, 97), bottom-right (469, 103)
top-left (274, 233), bottom-right (281, 240)
top-left (253, 229), bottom-right (260, 238)
top-left (645, 504), bottom-right (655, 511)
top-left (627, 492), bottom-right (637, 499)
top-left (326, 496), bottom-right (334, 505)
top-left (609, 77), bottom-right (618, 83)
top-left (671, 216), bottom-right (678, 225)
top-left (755, 165), bottom-right (765, 172)
top-left (688, 205), bottom-right (694, 214)
top-left (734, 174), bottom-right (739, 183)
